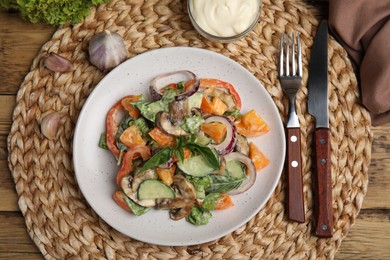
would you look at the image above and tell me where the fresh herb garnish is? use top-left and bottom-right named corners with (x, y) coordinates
top-left (185, 143), bottom-right (219, 170)
top-left (98, 132), bottom-right (108, 150)
top-left (139, 147), bottom-right (173, 172)
top-left (205, 174), bottom-right (244, 194)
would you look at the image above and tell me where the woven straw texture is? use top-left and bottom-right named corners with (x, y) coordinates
top-left (7, 0), bottom-right (373, 259)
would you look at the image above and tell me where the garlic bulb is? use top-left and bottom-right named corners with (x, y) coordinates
top-left (88, 30), bottom-right (128, 71)
top-left (44, 52), bottom-right (73, 72)
top-left (41, 112), bottom-right (61, 140)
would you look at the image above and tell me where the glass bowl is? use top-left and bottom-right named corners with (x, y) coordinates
top-left (187, 0), bottom-right (262, 42)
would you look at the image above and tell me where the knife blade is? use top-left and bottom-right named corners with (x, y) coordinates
top-left (307, 20), bottom-right (333, 238)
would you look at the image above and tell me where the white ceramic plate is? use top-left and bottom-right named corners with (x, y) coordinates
top-left (73, 47), bottom-right (285, 246)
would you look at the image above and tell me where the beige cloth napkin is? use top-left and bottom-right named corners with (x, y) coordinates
top-left (328, 0), bottom-right (390, 126)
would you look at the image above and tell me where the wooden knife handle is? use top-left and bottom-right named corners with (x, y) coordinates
top-left (313, 128), bottom-right (333, 237)
top-left (286, 127), bottom-right (305, 223)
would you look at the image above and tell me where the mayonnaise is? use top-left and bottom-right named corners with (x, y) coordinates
top-left (190, 0), bottom-right (260, 37)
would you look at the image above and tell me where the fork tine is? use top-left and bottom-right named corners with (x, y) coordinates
top-left (279, 33), bottom-right (284, 76)
top-left (298, 33), bottom-right (302, 77)
top-left (285, 34), bottom-right (289, 76)
top-left (292, 33), bottom-right (296, 76)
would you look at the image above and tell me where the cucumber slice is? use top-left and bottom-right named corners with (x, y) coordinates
top-left (177, 155), bottom-right (215, 177)
top-left (187, 92), bottom-right (203, 109)
top-left (194, 132), bottom-right (211, 145)
top-left (226, 160), bottom-right (246, 180)
top-left (138, 180), bottom-right (175, 200)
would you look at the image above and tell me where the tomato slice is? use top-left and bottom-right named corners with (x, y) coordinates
top-left (119, 125), bottom-right (146, 148)
top-left (200, 122), bottom-right (227, 143)
top-left (116, 145), bottom-right (151, 186)
top-left (156, 165), bottom-right (176, 186)
top-left (249, 142), bottom-right (270, 171)
top-left (148, 127), bottom-right (176, 147)
top-left (234, 109), bottom-right (270, 137)
top-left (200, 96), bottom-right (227, 115)
top-left (215, 194), bottom-right (234, 210)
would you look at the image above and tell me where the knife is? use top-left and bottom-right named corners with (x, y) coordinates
top-left (307, 20), bottom-right (333, 238)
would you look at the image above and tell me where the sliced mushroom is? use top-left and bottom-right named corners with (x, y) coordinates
top-left (170, 203), bottom-right (195, 220)
top-left (156, 197), bottom-right (194, 209)
top-left (169, 100), bottom-right (189, 125)
top-left (172, 174), bottom-right (196, 199)
top-left (156, 174), bottom-right (196, 220)
top-left (155, 111), bottom-right (188, 136)
top-left (235, 134), bottom-right (250, 156)
top-left (121, 169), bottom-right (157, 207)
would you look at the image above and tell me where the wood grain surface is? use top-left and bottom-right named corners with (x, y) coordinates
top-left (1, 2), bottom-right (389, 259)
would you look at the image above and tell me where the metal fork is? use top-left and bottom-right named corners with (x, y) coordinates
top-left (279, 33), bottom-right (305, 223)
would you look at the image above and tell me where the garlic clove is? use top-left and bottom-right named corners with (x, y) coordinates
top-left (41, 112), bottom-right (61, 140)
top-left (44, 52), bottom-right (73, 72)
top-left (88, 30), bottom-right (128, 71)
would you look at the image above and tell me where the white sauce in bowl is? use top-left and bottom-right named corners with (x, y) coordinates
top-left (190, 0), bottom-right (260, 37)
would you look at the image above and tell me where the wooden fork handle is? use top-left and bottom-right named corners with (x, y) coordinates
top-left (286, 127), bottom-right (305, 223)
top-left (313, 128), bottom-right (333, 237)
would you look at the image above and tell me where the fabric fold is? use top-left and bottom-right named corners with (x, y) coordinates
top-left (328, 0), bottom-right (390, 125)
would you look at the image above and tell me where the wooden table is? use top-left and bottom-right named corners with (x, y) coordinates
top-left (1, 3), bottom-right (389, 259)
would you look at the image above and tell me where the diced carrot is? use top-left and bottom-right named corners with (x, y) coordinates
top-left (215, 194), bottom-right (234, 210)
top-left (200, 122), bottom-right (227, 143)
top-left (121, 95), bottom-right (141, 118)
top-left (113, 191), bottom-right (131, 212)
top-left (148, 127), bottom-right (176, 147)
top-left (200, 96), bottom-right (227, 115)
top-left (234, 110), bottom-right (270, 137)
top-left (156, 165), bottom-right (176, 186)
top-left (119, 125), bottom-right (146, 148)
top-left (249, 142), bottom-right (270, 172)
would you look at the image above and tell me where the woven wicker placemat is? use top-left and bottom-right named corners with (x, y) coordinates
top-left (7, 0), bottom-right (373, 259)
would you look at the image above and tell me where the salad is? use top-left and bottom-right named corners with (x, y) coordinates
top-left (99, 70), bottom-right (270, 225)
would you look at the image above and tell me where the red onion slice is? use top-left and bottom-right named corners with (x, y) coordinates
top-left (204, 115), bottom-right (237, 155)
top-left (224, 152), bottom-right (257, 195)
top-left (149, 70), bottom-right (200, 101)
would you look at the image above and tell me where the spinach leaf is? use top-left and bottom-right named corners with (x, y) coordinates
top-left (133, 90), bottom-right (177, 122)
top-left (202, 193), bottom-right (221, 211)
top-left (98, 132), bottom-right (108, 150)
top-left (129, 117), bottom-right (150, 136)
top-left (160, 88), bottom-right (178, 103)
top-left (186, 175), bottom-right (213, 199)
top-left (121, 192), bottom-right (150, 216)
top-left (224, 107), bottom-right (240, 119)
top-left (139, 147), bottom-right (173, 172)
top-left (186, 204), bottom-right (212, 226)
top-left (177, 81), bottom-right (185, 92)
top-left (205, 174), bottom-right (244, 194)
top-left (185, 143), bottom-right (219, 170)
top-left (181, 115), bottom-right (204, 134)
